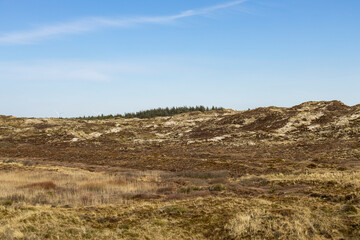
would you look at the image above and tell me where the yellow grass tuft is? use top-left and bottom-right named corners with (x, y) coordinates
top-left (0, 162), bottom-right (161, 206)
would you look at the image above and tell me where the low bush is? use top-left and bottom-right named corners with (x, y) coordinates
top-left (20, 181), bottom-right (57, 190)
top-left (209, 184), bottom-right (226, 192)
top-left (175, 170), bottom-right (228, 179)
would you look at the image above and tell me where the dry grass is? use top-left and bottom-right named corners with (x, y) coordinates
top-left (0, 195), bottom-right (356, 240)
top-left (266, 170), bottom-right (360, 186)
top-left (224, 198), bottom-right (346, 240)
top-left (0, 161), bottom-right (359, 239)
top-left (0, 161), bottom-right (162, 207)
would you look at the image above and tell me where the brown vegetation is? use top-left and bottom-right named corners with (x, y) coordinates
top-left (0, 101), bottom-right (360, 239)
top-left (19, 181), bottom-right (57, 190)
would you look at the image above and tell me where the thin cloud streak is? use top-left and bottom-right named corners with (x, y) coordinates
top-left (0, 60), bottom-right (159, 82)
top-left (0, 57), bottom-right (247, 83)
top-left (0, 0), bottom-right (247, 45)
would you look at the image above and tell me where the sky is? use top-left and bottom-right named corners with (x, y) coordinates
top-left (0, 0), bottom-right (359, 117)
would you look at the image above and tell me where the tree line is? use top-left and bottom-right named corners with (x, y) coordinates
top-left (76, 106), bottom-right (224, 120)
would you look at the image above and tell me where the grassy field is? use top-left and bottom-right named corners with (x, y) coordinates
top-left (0, 159), bottom-right (359, 239)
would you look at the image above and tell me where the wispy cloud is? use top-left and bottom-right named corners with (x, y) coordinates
top-left (0, 60), bottom-right (157, 82)
top-left (0, 57), bottom-right (245, 83)
top-left (0, 0), bottom-right (247, 45)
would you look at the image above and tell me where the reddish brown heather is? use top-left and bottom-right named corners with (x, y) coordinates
top-left (19, 181), bottom-right (57, 190)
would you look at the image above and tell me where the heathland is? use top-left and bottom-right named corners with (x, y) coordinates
top-left (0, 100), bottom-right (359, 239)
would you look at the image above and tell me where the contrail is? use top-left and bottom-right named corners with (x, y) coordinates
top-left (0, 0), bottom-right (248, 45)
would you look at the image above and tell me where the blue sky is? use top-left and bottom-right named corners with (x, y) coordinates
top-left (0, 0), bottom-right (359, 117)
